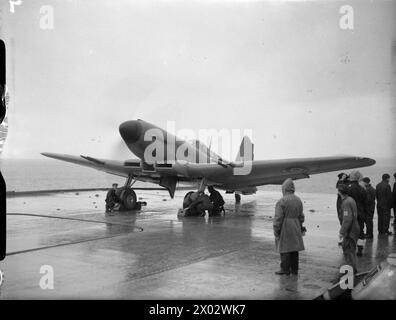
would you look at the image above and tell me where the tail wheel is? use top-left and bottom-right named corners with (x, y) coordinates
top-left (121, 188), bottom-right (137, 210)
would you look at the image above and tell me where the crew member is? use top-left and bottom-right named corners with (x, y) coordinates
top-left (393, 173), bottom-right (396, 233)
top-left (273, 178), bottom-right (305, 276)
top-left (338, 184), bottom-right (360, 274)
top-left (208, 186), bottom-right (225, 216)
top-left (336, 173), bottom-right (348, 225)
top-left (376, 174), bottom-right (393, 235)
top-left (105, 183), bottom-right (120, 213)
top-left (362, 177), bottom-right (376, 239)
top-left (347, 170), bottom-right (368, 256)
top-left (185, 191), bottom-right (211, 217)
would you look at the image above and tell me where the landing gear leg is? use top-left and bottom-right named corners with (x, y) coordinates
top-left (235, 193), bottom-right (241, 203)
top-left (198, 178), bottom-right (207, 193)
top-left (124, 175), bottom-right (135, 189)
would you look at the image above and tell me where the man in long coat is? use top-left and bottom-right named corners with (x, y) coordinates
top-left (338, 184), bottom-right (360, 273)
top-left (362, 177), bottom-right (376, 239)
top-left (376, 174), bottom-right (393, 235)
top-left (273, 178), bottom-right (305, 275)
top-left (347, 170), bottom-right (368, 256)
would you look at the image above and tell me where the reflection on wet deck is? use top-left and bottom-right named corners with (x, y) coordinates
top-left (1, 190), bottom-right (395, 299)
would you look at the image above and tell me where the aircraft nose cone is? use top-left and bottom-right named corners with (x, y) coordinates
top-left (119, 120), bottom-right (142, 143)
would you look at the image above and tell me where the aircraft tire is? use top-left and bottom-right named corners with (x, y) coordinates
top-left (121, 188), bottom-right (137, 210)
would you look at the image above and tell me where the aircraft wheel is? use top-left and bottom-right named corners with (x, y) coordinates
top-left (121, 188), bottom-right (137, 210)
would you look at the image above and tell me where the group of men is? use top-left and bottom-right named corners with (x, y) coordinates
top-left (336, 171), bottom-right (396, 272)
top-left (182, 185), bottom-right (225, 217)
top-left (105, 171), bottom-right (395, 276)
top-left (271, 171), bottom-right (396, 277)
top-left (106, 182), bottom-right (226, 217)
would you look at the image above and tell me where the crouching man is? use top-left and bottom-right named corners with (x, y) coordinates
top-left (182, 191), bottom-right (212, 217)
top-left (208, 186), bottom-right (225, 216)
top-left (273, 178), bottom-right (305, 276)
top-left (338, 184), bottom-right (360, 274)
top-left (105, 183), bottom-right (120, 213)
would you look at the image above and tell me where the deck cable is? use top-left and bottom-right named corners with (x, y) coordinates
top-left (6, 212), bottom-right (143, 256)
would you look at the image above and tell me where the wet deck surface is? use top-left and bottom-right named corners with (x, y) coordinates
top-left (1, 190), bottom-right (395, 299)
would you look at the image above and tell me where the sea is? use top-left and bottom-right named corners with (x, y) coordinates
top-left (0, 158), bottom-right (394, 195)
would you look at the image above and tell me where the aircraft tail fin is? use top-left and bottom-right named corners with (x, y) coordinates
top-left (235, 136), bottom-right (254, 162)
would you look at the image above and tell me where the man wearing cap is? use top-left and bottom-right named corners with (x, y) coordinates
top-left (376, 174), bottom-right (393, 235)
top-left (362, 177), bottom-right (376, 239)
top-left (273, 178), bottom-right (305, 275)
top-left (105, 183), bottom-right (120, 213)
top-left (338, 184), bottom-right (360, 273)
top-left (347, 170), bottom-right (368, 256)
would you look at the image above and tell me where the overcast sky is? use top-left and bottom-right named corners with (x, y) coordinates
top-left (1, 0), bottom-right (395, 161)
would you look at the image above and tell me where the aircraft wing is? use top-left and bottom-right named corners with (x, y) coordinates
top-left (220, 156), bottom-right (376, 190)
top-left (41, 152), bottom-right (139, 178)
top-left (41, 152), bottom-right (196, 197)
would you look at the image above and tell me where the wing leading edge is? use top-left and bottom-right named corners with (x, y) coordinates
top-left (41, 152), bottom-right (135, 178)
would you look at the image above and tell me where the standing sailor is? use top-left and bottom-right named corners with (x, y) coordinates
top-left (376, 174), bottom-right (393, 235)
top-left (362, 177), bottom-right (376, 239)
top-left (347, 170), bottom-right (368, 256)
top-left (273, 178), bottom-right (305, 276)
top-left (336, 173), bottom-right (348, 225)
top-left (392, 173), bottom-right (396, 234)
top-left (338, 184), bottom-right (360, 273)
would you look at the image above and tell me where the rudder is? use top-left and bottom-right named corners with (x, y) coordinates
top-left (235, 136), bottom-right (254, 162)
